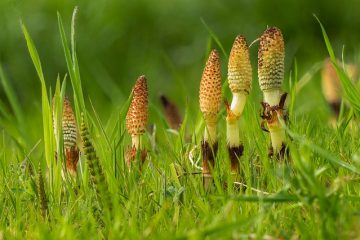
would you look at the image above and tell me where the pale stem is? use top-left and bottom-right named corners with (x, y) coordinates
top-left (131, 134), bottom-right (142, 149)
top-left (230, 92), bottom-right (247, 117)
top-left (270, 127), bottom-right (286, 153)
top-left (204, 123), bottom-right (217, 145)
top-left (227, 92), bottom-right (247, 147)
top-left (263, 89), bottom-right (281, 106)
top-left (263, 89), bottom-right (286, 153)
top-left (227, 121), bottom-right (240, 147)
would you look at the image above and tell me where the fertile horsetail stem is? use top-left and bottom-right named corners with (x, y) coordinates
top-left (258, 27), bottom-right (287, 157)
top-left (227, 35), bottom-right (252, 175)
top-left (200, 50), bottom-right (222, 144)
top-left (199, 49), bottom-right (221, 187)
top-left (125, 75), bottom-right (148, 167)
top-left (53, 96), bottom-right (79, 176)
top-left (63, 97), bottom-right (79, 175)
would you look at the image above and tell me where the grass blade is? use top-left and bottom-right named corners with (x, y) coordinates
top-left (0, 64), bottom-right (24, 125)
top-left (57, 9), bottom-right (86, 125)
top-left (21, 22), bottom-right (55, 170)
top-left (315, 15), bottom-right (360, 116)
top-left (200, 18), bottom-right (228, 59)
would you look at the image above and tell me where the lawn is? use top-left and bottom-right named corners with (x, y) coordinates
top-left (0, 1), bottom-right (360, 239)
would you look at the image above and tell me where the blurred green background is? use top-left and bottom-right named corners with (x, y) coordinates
top-left (0, 0), bottom-right (359, 141)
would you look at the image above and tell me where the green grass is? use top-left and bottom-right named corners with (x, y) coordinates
top-left (0, 9), bottom-right (360, 240)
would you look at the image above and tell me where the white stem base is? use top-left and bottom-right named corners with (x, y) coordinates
top-left (230, 92), bottom-right (247, 117)
top-left (227, 121), bottom-right (239, 147)
top-left (131, 135), bottom-right (142, 149)
top-left (270, 128), bottom-right (285, 154)
top-left (263, 89), bottom-right (281, 106)
top-left (263, 89), bottom-right (286, 154)
top-left (226, 92), bottom-right (247, 147)
top-left (204, 124), bottom-right (216, 145)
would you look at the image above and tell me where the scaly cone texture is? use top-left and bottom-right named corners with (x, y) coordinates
top-left (63, 97), bottom-right (77, 149)
top-left (52, 96), bottom-right (79, 176)
top-left (258, 27), bottom-right (287, 157)
top-left (228, 35), bottom-right (252, 96)
top-left (258, 27), bottom-right (284, 89)
top-left (63, 97), bottom-right (79, 176)
top-left (258, 27), bottom-right (285, 105)
top-left (227, 35), bottom-right (252, 175)
top-left (199, 49), bottom-right (222, 144)
top-left (199, 49), bottom-right (221, 188)
top-left (125, 75), bottom-right (148, 167)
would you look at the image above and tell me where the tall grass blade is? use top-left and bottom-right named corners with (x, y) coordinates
top-left (285, 124), bottom-right (360, 175)
top-left (57, 9), bottom-right (86, 125)
top-left (200, 18), bottom-right (228, 58)
top-left (315, 15), bottom-right (360, 116)
top-left (21, 22), bottom-right (55, 177)
top-left (0, 64), bottom-right (24, 126)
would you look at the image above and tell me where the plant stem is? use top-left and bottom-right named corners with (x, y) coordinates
top-left (203, 122), bottom-right (217, 146)
top-left (226, 91), bottom-right (247, 174)
top-left (131, 134), bottom-right (141, 149)
top-left (127, 134), bottom-right (147, 169)
top-left (263, 90), bottom-right (287, 155)
top-left (228, 145), bottom-right (243, 175)
top-left (201, 140), bottom-right (218, 189)
top-left (226, 120), bottom-right (239, 148)
top-left (263, 89), bottom-right (281, 106)
top-left (230, 92), bottom-right (247, 117)
top-left (269, 127), bottom-right (286, 154)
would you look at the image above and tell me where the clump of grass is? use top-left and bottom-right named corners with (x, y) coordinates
top-left (199, 49), bottom-right (222, 188)
top-left (80, 113), bottom-right (112, 215)
top-left (4, 9), bottom-right (360, 239)
top-left (226, 35), bottom-right (252, 176)
top-left (125, 75), bottom-right (148, 168)
top-left (258, 27), bottom-right (288, 158)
